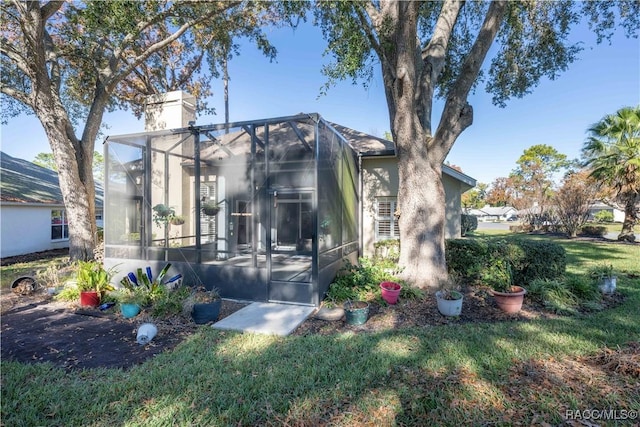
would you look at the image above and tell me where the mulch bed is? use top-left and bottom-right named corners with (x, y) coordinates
top-left (0, 295), bottom-right (247, 370)
top-left (1, 285), bottom-right (625, 371)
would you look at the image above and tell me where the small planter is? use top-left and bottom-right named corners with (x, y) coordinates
top-left (598, 276), bottom-right (617, 294)
top-left (435, 290), bottom-right (463, 316)
top-left (380, 281), bottom-right (402, 305)
top-left (191, 300), bottom-right (222, 324)
top-left (120, 303), bottom-right (141, 319)
top-left (79, 291), bottom-right (100, 307)
top-left (11, 276), bottom-right (37, 295)
top-left (490, 286), bottom-right (527, 314)
top-left (202, 206), bottom-right (220, 216)
top-left (344, 301), bottom-right (369, 325)
top-left (170, 217), bottom-right (185, 226)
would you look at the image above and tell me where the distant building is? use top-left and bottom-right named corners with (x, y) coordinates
top-left (0, 152), bottom-right (103, 258)
top-left (588, 201), bottom-right (625, 223)
top-left (468, 205), bottom-right (517, 222)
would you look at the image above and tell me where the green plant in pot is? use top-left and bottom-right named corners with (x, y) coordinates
top-left (183, 285), bottom-right (222, 324)
top-left (201, 199), bottom-right (220, 216)
top-left (116, 288), bottom-right (146, 319)
top-left (482, 259), bottom-right (526, 313)
top-left (588, 263), bottom-right (617, 294)
top-left (152, 204), bottom-right (176, 226)
top-left (435, 275), bottom-right (463, 316)
top-left (76, 261), bottom-right (116, 307)
top-left (169, 215), bottom-right (186, 226)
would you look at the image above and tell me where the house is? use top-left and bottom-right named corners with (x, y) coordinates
top-left (0, 152), bottom-right (104, 258)
top-left (468, 205), bottom-right (517, 222)
top-left (588, 201), bottom-right (625, 223)
top-left (103, 91), bottom-right (476, 306)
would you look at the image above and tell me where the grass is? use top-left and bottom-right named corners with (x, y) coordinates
top-left (2, 236), bottom-right (639, 426)
top-left (0, 254), bottom-right (71, 289)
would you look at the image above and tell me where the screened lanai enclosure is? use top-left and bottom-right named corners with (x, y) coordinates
top-left (104, 114), bottom-right (359, 306)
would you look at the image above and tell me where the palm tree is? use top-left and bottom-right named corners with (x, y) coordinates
top-left (583, 106), bottom-right (640, 242)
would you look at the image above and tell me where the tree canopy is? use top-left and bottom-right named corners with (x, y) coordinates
top-left (0, 0), bottom-right (305, 260)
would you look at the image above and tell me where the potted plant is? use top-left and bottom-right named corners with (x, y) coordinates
top-left (116, 288), bottom-right (145, 319)
top-left (483, 259), bottom-right (526, 313)
top-left (152, 204), bottom-right (175, 226)
top-left (76, 261), bottom-right (116, 307)
top-left (201, 201), bottom-right (220, 216)
top-left (183, 285), bottom-right (222, 324)
top-left (169, 215), bottom-right (186, 226)
top-left (380, 281), bottom-right (402, 304)
top-left (588, 263), bottom-right (617, 294)
top-left (435, 276), bottom-right (463, 316)
top-left (343, 300), bottom-right (369, 325)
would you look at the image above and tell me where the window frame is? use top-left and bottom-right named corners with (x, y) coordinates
top-left (51, 209), bottom-right (69, 241)
top-left (374, 197), bottom-right (399, 241)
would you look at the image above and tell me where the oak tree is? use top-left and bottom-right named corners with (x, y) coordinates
top-left (315, 0), bottom-right (638, 287)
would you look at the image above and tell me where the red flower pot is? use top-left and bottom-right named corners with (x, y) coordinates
top-left (80, 291), bottom-right (100, 307)
top-left (380, 281), bottom-right (402, 305)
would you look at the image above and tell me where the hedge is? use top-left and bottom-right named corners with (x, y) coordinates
top-left (461, 214), bottom-right (478, 236)
top-left (446, 238), bottom-right (566, 286)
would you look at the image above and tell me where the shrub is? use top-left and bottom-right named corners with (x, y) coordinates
top-left (509, 239), bottom-right (566, 285)
top-left (326, 258), bottom-right (401, 303)
top-left (594, 210), bottom-right (614, 223)
top-left (445, 239), bottom-right (488, 283)
top-left (527, 278), bottom-right (578, 315)
top-left (373, 239), bottom-right (400, 263)
top-left (580, 225), bottom-right (607, 237)
top-left (461, 214), bottom-right (478, 236)
top-left (446, 238), bottom-right (566, 287)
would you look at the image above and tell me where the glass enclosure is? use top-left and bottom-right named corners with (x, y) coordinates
top-left (104, 114), bottom-right (359, 305)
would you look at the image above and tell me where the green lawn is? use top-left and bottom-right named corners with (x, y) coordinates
top-left (2, 237), bottom-right (639, 426)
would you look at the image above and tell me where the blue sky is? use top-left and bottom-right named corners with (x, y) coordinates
top-left (1, 19), bottom-right (638, 186)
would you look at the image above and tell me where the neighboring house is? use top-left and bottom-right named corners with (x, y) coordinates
top-left (103, 91), bottom-right (476, 306)
top-left (467, 205), bottom-right (517, 222)
top-left (588, 201), bottom-right (625, 223)
top-left (0, 152), bottom-right (103, 258)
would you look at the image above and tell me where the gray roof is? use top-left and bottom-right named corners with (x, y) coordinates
top-left (329, 122), bottom-right (476, 188)
top-left (0, 151), bottom-right (103, 207)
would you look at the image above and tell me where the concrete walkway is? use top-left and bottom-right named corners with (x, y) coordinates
top-left (212, 302), bottom-right (315, 336)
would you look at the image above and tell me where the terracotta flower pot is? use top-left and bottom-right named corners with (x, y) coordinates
top-left (380, 281), bottom-right (402, 304)
top-left (490, 286), bottom-right (527, 313)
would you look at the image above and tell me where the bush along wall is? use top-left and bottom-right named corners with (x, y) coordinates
top-left (461, 214), bottom-right (478, 236)
top-left (445, 238), bottom-right (566, 287)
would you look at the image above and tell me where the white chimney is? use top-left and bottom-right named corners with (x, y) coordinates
top-left (144, 90), bottom-right (196, 131)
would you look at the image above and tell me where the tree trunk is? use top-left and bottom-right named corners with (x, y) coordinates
top-left (618, 194), bottom-right (638, 242)
top-left (35, 102), bottom-right (97, 261)
top-left (397, 144), bottom-right (448, 288)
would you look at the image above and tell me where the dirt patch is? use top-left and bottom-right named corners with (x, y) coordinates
top-left (0, 292), bottom-right (246, 370)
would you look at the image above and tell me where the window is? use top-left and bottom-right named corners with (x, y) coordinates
top-left (51, 209), bottom-right (69, 240)
top-left (375, 198), bottom-right (399, 240)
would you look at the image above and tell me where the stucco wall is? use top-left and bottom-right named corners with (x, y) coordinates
top-left (361, 157), bottom-right (464, 257)
top-left (1, 204), bottom-right (69, 258)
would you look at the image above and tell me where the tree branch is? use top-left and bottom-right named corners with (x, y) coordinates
top-left (0, 85), bottom-right (31, 107)
top-left (433, 0), bottom-right (507, 161)
top-left (40, 1), bottom-right (63, 21)
top-left (417, 0), bottom-right (462, 133)
top-left (104, 3), bottom-right (240, 92)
